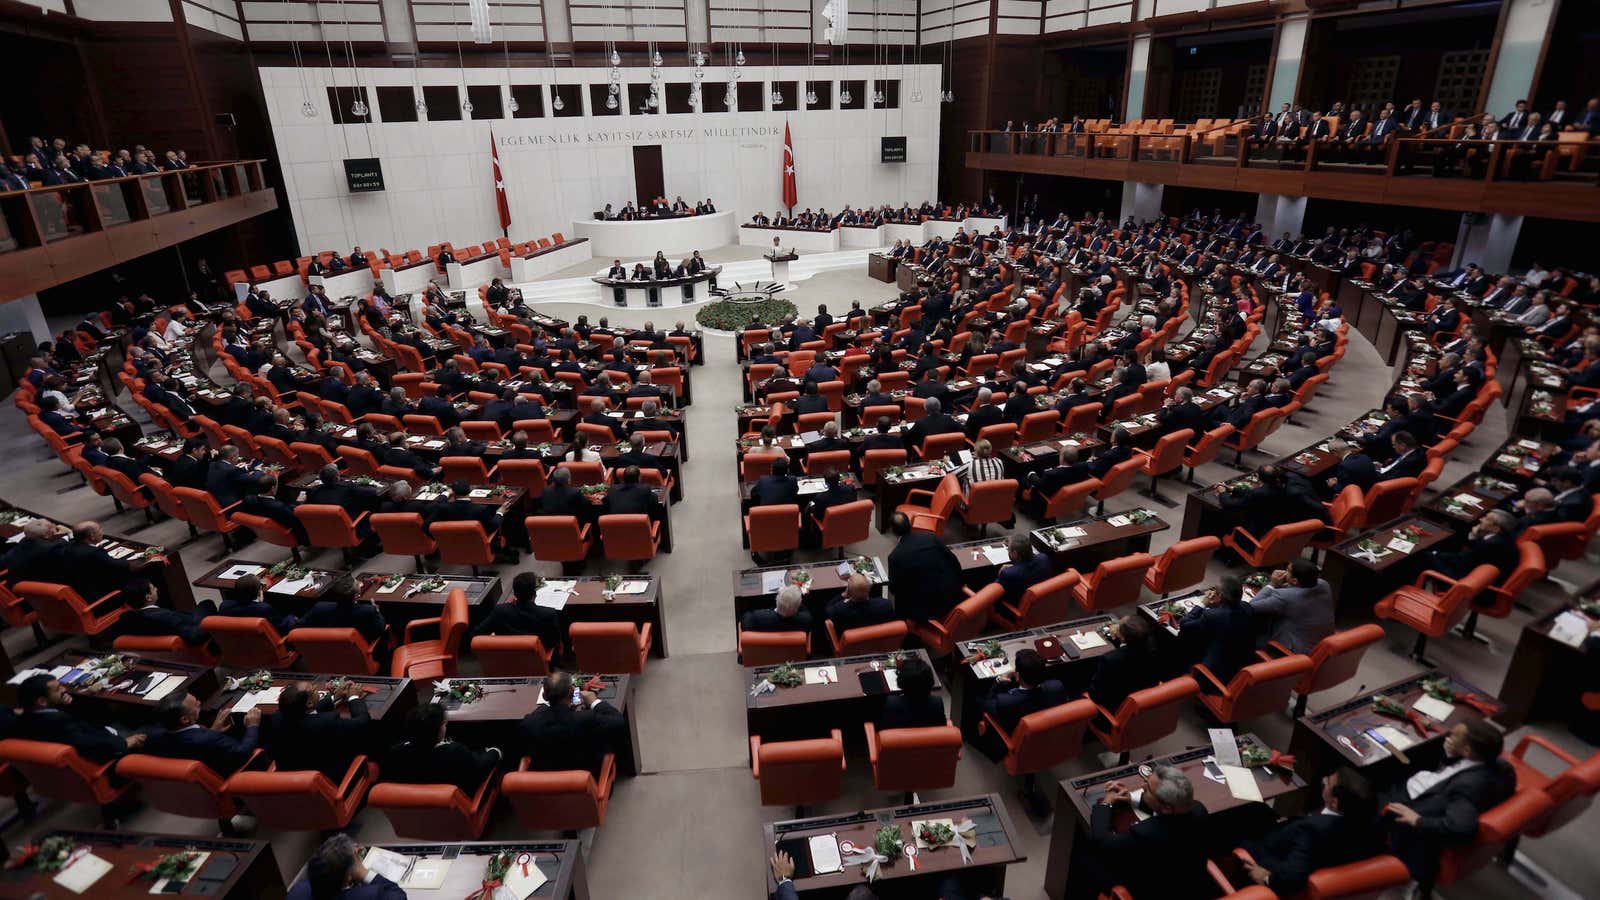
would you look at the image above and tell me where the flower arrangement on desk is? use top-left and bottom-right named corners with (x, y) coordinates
top-left (846, 556), bottom-right (878, 579)
top-left (786, 569), bottom-right (812, 591)
top-left (228, 670), bottom-right (276, 693)
top-left (78, 654), bottom-right (133, 692)
top-left (1529, 392), bottom-right (1555, 417)
top-left (463, 850), bottom-right (515, 900)
top-left (375, 573), bottom-right (406, 592)
top-left (1353, 538), bottom-right (1391, 558)
top-left (969, 641), bottom-right (1005, 663)
top-left (6, 835), bottom-right (76, 872)
top-left (604, 574), bottom-right (624, 597)
top-left (882, 651), bottom-right (911, 669)
top-left (141, 545), bottom-right (166, 559)
top-left (348, 475), bottom-right (382, 488)
top-left (435, 679), bottom-right (486, 705)
top-left (579, 484), bottom-right (609, 496)
top-left (267, 559), bottom-right (308, 581)
top-left (409, 577), bottom-right (449, 595)
top-left (1421, 676), bottom-right (1457, 703)
top-left (915, 821), bottom-right (955, 848)
top-left (1579, 600), bottom-right (1600, 620)
top-left (1372, 695), bottom-right (1408, 719)
top-left (873, 826), bottom-right (904, 860)
top-left (1243, 573), bottom-right (1270, 590)
top-left (694, 298), bottom-right (798, 332)
top-left (132, 849), bottom-right (203, 884)
top-left (768, 663), bottom-right (804, 688)
top-left (1123, 509), bottom-right (1156, 525)
top-left (0, 510), bottom-right (22, 526)
top-left (1473, 475), bottom-right (1514, 494)
top-left (1395, 522), bottom-right (1430, 542)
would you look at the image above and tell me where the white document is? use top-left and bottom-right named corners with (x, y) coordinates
top-left (1387, 538), bottom-right (1417, 554)
top-left (808, 835), bottom-right (844, 875)
top-left (269, 574), bottom-right (318, 596)
top-left (798, 431), bottom-right (822, 444)
top-left (614, 579), bottom-right (651, 595)
top-left (1220, 764), bottom-right (1264, 802)
top-left (981, 545), bottom-right (1012, 565)
top-left (363, 847), bottom-right (412, 884)
top-left (1454, 493), bottom-right (1483, 507)
top-left (52, 851), bottom-right (113, 893)
top-left (760, 570), bottom-right (789, 593)
top-left (1372, 725), bottom-right (1417, 750)
top-left (1057, 526), bottom-right (1088, 538)
top-left (1209, 729), bottom-right (1243, 767)
top-left (232, 686), bottom-right (284, 714)
top-left (498, 855), bottom-right (545, 899)
top-left (883, 668), bottom-right (900, 691)
top-left (144, 673), bottom-right (185, 702)
top-left (403, 857), bottom-right (451, 890)
top-left (1549, 611), bottom-right (1592, 648)
top-left (957, 449), bottom-right (974, 466)
top-left (220, 563), bottom-right (265, 580)
top-left (803, 666), bottom-right (838, 685)
top-left (796, 478), bottom-right (827, 495)
top-left (1413, 694), bottom-right (1457, 722)
top-left (535, 580), bottom-right (576, 610)
top-left (1070, 631), bottom-right (1108, 651)
top-left (106, 546), bottom-right (134, 560)
top-left (1106, 515), bottom-right (1132, 527)
top-left (971, 658), bottom-right (1013, 679)
top-left (7, 667), bottom-right (48, 685)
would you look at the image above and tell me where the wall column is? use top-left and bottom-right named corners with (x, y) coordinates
top-left (1267, 15), bottom-right (1310, 110)
top-left (1273, 195), bottom-right (1306, 240)
top-left (0, 295), bottom-right (51, 344)
top-left (1121, 182), bottom-right (1164, 222)
top-left (1483, 0), bottom-right (1560, 116)
top-left (1125, 35), bottom-right (1152, 120)
top-left (1453, 213), bottom-right (1523, 275)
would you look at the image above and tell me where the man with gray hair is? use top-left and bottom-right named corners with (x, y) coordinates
top-left (860, 378), bottom-right (894, 408)
top-left (1082, 764), bottom-right (1213, 897)
top-left (965, 386), bottom-right (1003, 438)
top-left (533, 464), bottom-right (592, 523)
top-left (1426, 508), bottom-right (1520, 580)
top-left (1155, 384), bottom-right (1208, 439)
top-left (908, 395), bottom-right (961, 450)
top-left (1320, 436), bottom-right (1377, 499)
top-left (741, 583), bottom-right (813, 635)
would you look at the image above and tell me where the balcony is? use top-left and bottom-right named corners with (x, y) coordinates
top-left (966, 126), bottom-right (1600, 223)
top-left (0, 160), bottom-right (278, 298)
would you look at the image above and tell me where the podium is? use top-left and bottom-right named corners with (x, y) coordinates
top-left (765, 250), bottom-right (799, 284)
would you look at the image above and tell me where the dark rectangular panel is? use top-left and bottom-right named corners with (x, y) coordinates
top-left (632, 145), bottom-right (664, 209)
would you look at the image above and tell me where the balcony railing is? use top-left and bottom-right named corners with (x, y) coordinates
top-left (0, 160), bottom-right (271, 255)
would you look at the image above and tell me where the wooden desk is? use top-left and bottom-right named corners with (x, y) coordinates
top-left (1416, 473), bottom-right (1520, 533)
top-left (1001, 433), bottom-right (1106, 481)
top-left (1043, 735), bottom-right (1303, 900)
top-left (0, 830), bottom-right (280, 899)
top-left (1, 650), bottom-right (217, 728)
top-left (1031, 508), bottom-right (1169, 573)
top-left (1289, 669), bottom-right (1501, 784)
top-left (764, 794), bottom-right (1024, 898)
top-left (875, 463), bottom-right (949, 531)
top-left (205, 668), bottom-right (414, 724)
top-left (0, 501), bottom-right (198, 612)
top-left (538, 574), bottom-right (669, 657)
top-left (195, 560), bottom-right (502, 629)
top-left (1322, 515), bottom-right (1455, 614)
top-left (732, 558), bottom-right (888, 645)
top-left (744, 649), bottom-right (942, 744)
top-left (868, 252), bottom-right (897, 283)
top-left (430, 674), bottom-right (640, 776)
top-left (290, 840), bottom-right (588, 900)
top-left (1482, 435), bottom-right (1562, 483)
top-left (1497, 603), bottom-right (1597, 729)
top-left (953, 616), bottom-right (1115, 741)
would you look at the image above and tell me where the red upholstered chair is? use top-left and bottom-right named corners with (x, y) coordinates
top-left (860, 448), bottom-right (907, 487)
top-left (1192, 654), bottom-right (1315, 723)
top-left (1183, 423), bottom-right (1235, 481)
top-left (1223, 518), bottom-right (1322, 568)
top-left (1313, 484), bottom-right (1368, 555)
top-left (0, 738), bottom-right (132, 820)
top-left (525, 516), bottom-right (593, 569)
top-left (813, 499), bottom-right (873, 555)
top-left (201, 616), bottom-right (299, 668)
top-left (336, 445), bottom-right (380, 475)
top-left (1143, 536), bottom-right (1220, 597)
top-left (1362, 478), bottom-right (1419, 528)
top-left (959, 478), bottom-right (1018, 532)
top-left (1041, 477), bottom-right (1099, 522)
top-left (222, 755), bottom-right (378, 831)
top-left (1517, 494), bottom-right (1600, 566)
top-left (1091, 458), bottom-right (1143, 515)
top-left (296, 504), bottom-right (369, 561)
top-left (112, 634), bottom-right (217, 666)
top-left (1373, 564), bottom-right (1498, 662)
top-left (286, 627), bottom-right (382, 675)
top-left (570, 621), bottom-right (651, 673)
top-left (368, 775), bottom-right (500, 840)
top-left (1072, 554), bottom-right (1155, 612)
top-left (1063, 402), bottom-right (1100, 435)
top-left (974, 422), bottom-right (1018, 451)
top-left (429, 520), bottom-right (498, 574)
top-left (229, 511), bottom-right (303, 562)
top-left (115, 754), bottom-right (247, 829)
top-left (599, 514), bottom-right (660, 564)
top-left (863, 720), bottom-right (963, 792)
top-left (1019, 410), bottom-right (1060, 442)
top-left (983, 698), bottom-right (1098, 776)
top-left (824, 619), bottom-right (908, 655)
top-left (557, 460), bottom-right (607, 486)
top-left (470, 634), bottom-right (554, 676)
top-left (1468, 541), bottom-right (1546, 636)
top-left (140, 474), bottom-right (191, 531)
top-left (992, 570), bottom-right (1080, 631)
top-left (894, 473), bottom-right (964, 536)
top-left (1089, 676), bottom-right (1200, 764)
top-left (390, 588), bottom-right (470, 677)
top-left (440, 456), bottom-right (492, 484)
top-left (1287, 624), bottom-right (1385, 716)
top-left (920, 431), bottom-right (968, 461)
top-left (738, 626), bottom-right (811, 665)
top-left (744, 504), bottom-right (801, 555)
top-left (1504, 734), bottom-right (1600, 838)
top-left (802, 450), bottom-right (852, 476)
top-left (911, 583), bottom-right (1001, 656)
top-left (1430, 790), bottom-right (1553, 890)
top-left (749, 732), bottom-right (845, 808)
top-left (1300, 854), bottom-right (1412, 900)
top-left (174, 487), bottom-right (244, 548)
top-left (494, 458), bottom-right (548, 494)
top-left (13, 581), bottom-right (126, 636)
top-left (371, 512), bottom-right (438, 571)
top-left (1132, 428), bottom-right (1192, 502)
top-left (502, 753), bottom-right (618, 830)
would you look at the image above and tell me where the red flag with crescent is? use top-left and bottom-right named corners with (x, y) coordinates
top-left (782, 122), bottom-right (797, 211)
top-left (491, 127), bottom-right (511, 234)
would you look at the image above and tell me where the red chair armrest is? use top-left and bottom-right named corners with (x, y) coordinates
top-left (86, 590), bottom-right (125, 611)
top-left (904, 488), bottom-right (936, 505)
top-left (1191, 664), bottom-right (1229, 694)
top-left (1261, 640), bottom-right (1294, 658)
top-left (334, 754), bottom-right (370, 797)
top-left (1206, 860), bottom-right (1236, 895)
top-left (749, 736), bottom-right (762, 778)
top-left (1228, 526), bottom-right (1260, 552)
top-left (1412, 569), bottom-right (1460, 592)
top-left (516, 755), bottom-right (532, 773)
top-left (1512, 733), bottom-right (1582, 767)
top-left (404, 615), bottom-right (443, 643)
top-left (351, 511), bottom-right (370, 526)
top-left (863, 722), bottom-right (879, 765)
top-left (981, 713), bottom-right (1018, 749)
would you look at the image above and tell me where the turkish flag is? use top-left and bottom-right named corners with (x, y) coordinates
top-left (781, 122), bottom-right (797, 211)
top-left (491, 127), bottom-right (511, 234)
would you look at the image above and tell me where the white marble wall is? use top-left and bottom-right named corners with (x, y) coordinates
top-left (259, 64), bottom-right (943, 259)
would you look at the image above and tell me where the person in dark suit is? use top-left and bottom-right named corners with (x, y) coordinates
top-left (854, 416), bottom-right (905, 468)
top-left (112, 577), bottom-right (214, 648)
top-left (99, 437), bottom-right (156, 482)
top-left (300, 574), bottom-right (388, 645)
top-left (344, 373), bottom-right (383, 418)
top-left (1213, 464), bottom-right (1330, 536)
top-left (742, 584), bottom-right (813, 637)
top-left (415, 384), bottom-right (461, 428)
top-left (239, 474), bottom-right (308, 544)
top-left (1237, 768), bottom-right (1379, 895)
top-left (995, 535), bottom-right (1053, 610)
top-left (144, 692), bottom-right (262, 776)
top-left (1319, 438), bottom-right (1377, 499)
top-left (824, 572), bottom-right (897, 635)
top-left (965, 388), bottom-right (1005, 438)
top-left (1086, 614), bottom-right (1161, 715)
top-left (35, 395), bottom-right (81, 436)
top-left (979, 648), bottom-right (1067, 735)
top-left (1155, 387), bottom-right (1209, 440)
top-left (879, 654), bottom-right (946, 729)
top-left (56, 521), bottom-right (135, 601)
top-left (1178, 576), bottom-right (1256, 683)
top-left (518, 671), bottom-right (627, 776)
top-left (1382, 720), bottom-right (1517, 887)
top-left (1375, 431), bottom-right (1427, 480)
top-left (536, 467), bottom-right (594, 524)
top-left (1546, 466), bottom-right (1592, 523)
top-left (1023, 445), bottom-right (1092, 516)
top-left (269, 682), bottom-right (373, 780)
top-left (1087, 427), bottom-right (1135, 479)
top-left (907, 397), bottom-right (963, 454)
top-left (219, 575), bottom-right (300, 634)
top-left (613, 433), bottom-right (668, 477)
top-left (305, 465), bottom-right (383, 518)
top-left (1080, 765), bottom-right (1213, 899)
top-left (381, 703), bottom-right (501, 794)
top-left (751, 456), bottom-right (800, 507)
top-left (13, 673), bottom-right (145, 762)
top-left (289, 834), bottom-right (406, 900)
top-left (604, 466), bottom-right (666, 523)
top-left (465, 571), bottom-right (564, 652)
top-left (203, 446), bottom-right (252, 506)
top-left (886, 513), bottom-right (964, 623)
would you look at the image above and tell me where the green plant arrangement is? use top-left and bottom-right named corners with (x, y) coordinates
top-left (579, 484), bottom-right (609, 496)
top-left (768, 663), bottom-right (804, 687)
top-left (1579, 600), bottom-right (1600, 619)
top-left (1372, 695), bottom-right (1408, 718)
top-left (132, 850), bottom-right (203, 884)
top-left (78, 654), bottom-right (132, 692)
top-left (376, 573), bottom-right (406, 591)
top-left (1161, 601), bottom-right (1188, 617)
top-left (787, 569), bottom-right (812, 589)
top-left (436, 680), bottom-right (486, 704)
top-left (228, 670), bottom-right (276, 693)
top-left (6, 834), bottom-right (76, 872)
top-left (694, 297), bottom-right (798, 332)
top-left (882, 651), bottom-right (911, 669)
top-left (846, 556), bottom-right (877, 578)
top-left (268, 559), bottom-right (308, 581)
top-left (604, 574), bottom-right (624, 593)
top-left (973, 641), bottom-right (1005, 661)
top-left (412, 577), bottom-right (448, 594)
top-left (1421, 676), bottom-right (1456, 702)
top-left (915, 821), bottom-right (955, 848)
top-left (1240, 744), bottom-right (1273, 767)
top-left (1243, 573), bottom-right (1270, 589)
top-left (873, 826), bottom-right (904, 860)
top-left (1124, 509), bottom-right (1156, 525)
top-left (464, 849), bottom-right (516, 900)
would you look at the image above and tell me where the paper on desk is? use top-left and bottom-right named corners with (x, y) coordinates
top-left (1209, 728), bottom-right (1243, 767)
top-left (760, 570), bottom-right (789, 594)
top-left (1413, 694), bottom-right (1456, 722)
top-left (883, 668), bottom-right (901, 691)
top-left (105, 546), bottom-right (134, 560)
top-left (797, 478), bottom-right (827, 495)
top-left (363, 847), bottom-right (412, 883)
top-left (1549, 611), bottom-right (1592, 648)
top-left (971, 657), bottom-right (1013, 679)
top-left (1453, 493), bottom-right (1483, 507)
top-left (232, 686), bottom-right (284, 714)
top-left (1387, 538), bottom-right (1417, 554)
top-left (403, 858), bottom-right (451, 890)
top-left (981, 545), bottom-right (1012, 565)
top-left (6, 667), bottom-right (48, 685)
top-left (498, 855), bottom-right (545, 899)
top-left (614, 579), bottom-right (650, 595)
top-left (1372, 725), bottom-right (1417, 750)
top-left (535, 580), bottom-right (577, 610)
top-left (144, 673), bottom-right (185, 702)
top-left (52, 850), bottom-right (112, 893)
top-left (809, 835), bottom-right (844, 875)
top-left (1057, 526), bottom-right (1088, 538)
top-left (269, 574), bottom-right (318, 596)
top-left (804, 665), bottom-right (838, 685)
top-left (1105, 515), bottom-right (1131, 527)
top-left (1220, 764), bottom-right (1264, 802)
top-left (220, 563), bottom-right (265, 581)
top-left (1070, 631), bottom-right (1108, 651)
